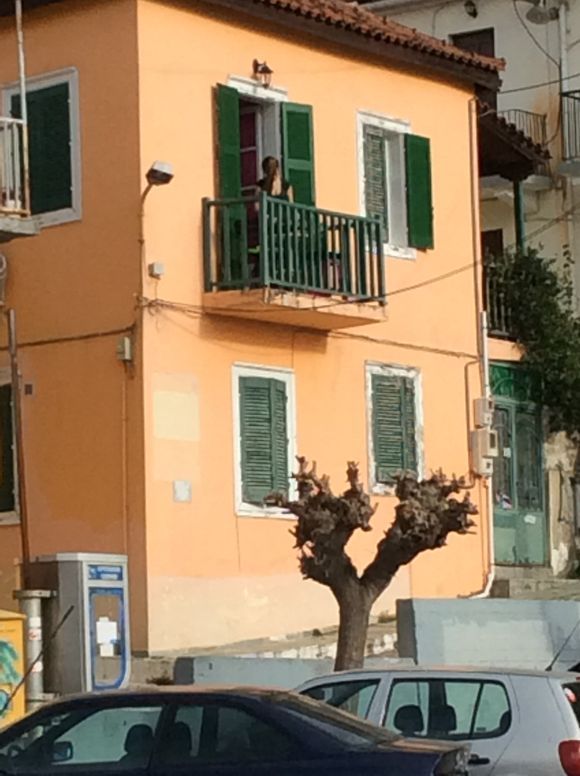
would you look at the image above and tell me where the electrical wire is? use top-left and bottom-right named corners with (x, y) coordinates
top-left (511, 0), bottom-right (559, 68)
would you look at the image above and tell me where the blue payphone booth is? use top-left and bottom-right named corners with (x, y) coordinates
top-left (29, 553), bottom-right (131, 695)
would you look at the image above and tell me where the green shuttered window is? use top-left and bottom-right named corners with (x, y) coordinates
top-left (363, 125), bottom-right (388, 236)
top-left (239, 376), bottom-right (289, 504)
top-left (362, 123), bottom-right (433, 251)
top-left (371, 373), bottom-right (417, 484)
top-left (0, 385), bottom-right (15, 513)
top-left (281, 102), bottom-right (315, 206)
top-left (217, 84), bottom-right (242, 199)
top-left (12, 82), bottom-right (72, 216)
top-left (405, 134), bottom-right (434, 250)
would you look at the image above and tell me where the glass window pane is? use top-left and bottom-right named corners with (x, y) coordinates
top-left (493, 406), bottom-right (514, 510)
top-left (384, 680), bottom-right (428, 737)
top-left (301, 680), bottom-right (379, 719)
top-left (439, 681), bottom-right (480, 738)
top-left (0, 705), bottom-right (162, 772)
top-left (473, 683), bottom-right (511, 737)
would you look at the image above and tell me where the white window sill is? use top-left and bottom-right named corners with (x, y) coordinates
top-left (36, 207), bottom-right (81, 229)
top-left (0, 511), bottom-right (20, 526)
top-left (372, 484), bottom-right (396, 497)
top-left (385, 244), bottom-right (416, 261)
top-left (236, 504), bottom-right (295, 519)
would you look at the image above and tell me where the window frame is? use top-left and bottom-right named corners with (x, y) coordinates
top-left (365, 362), bottom-right (423, 495)
top-left (2, 67), bottom-right (82, 228)
top-left (0, 368), bottom-right (18, 525)
top-left (357, 110), bottom-right (416, 261)
top-left (382, 677), bottom-right (512, 742)
top-left (232, 363), bottom-right (297, 518)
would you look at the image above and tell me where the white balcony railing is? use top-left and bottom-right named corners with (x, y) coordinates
top-left (0, 117), bottom-right (29, 216)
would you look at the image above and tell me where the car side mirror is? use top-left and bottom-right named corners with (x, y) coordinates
top-left (51, 741), bottom-right (73, 763)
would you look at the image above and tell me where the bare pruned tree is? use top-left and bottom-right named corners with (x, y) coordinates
top-left (268, 457), bottom-right (477, 670)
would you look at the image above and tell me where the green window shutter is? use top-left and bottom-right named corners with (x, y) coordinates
top-left (239, 377), bottom-right (289, 504)
top-left (217, 84), bottom-right (242, 199)
top-left (371, 373), bottom-right (417, 484)
top-left (363, 125), bottom-right (388, 237)
top-left (405, 134), bottom-right (433, 250)
top-left (281, 103), bottom-right (315, 206)
top-left (0, 385), bottom-right (15, 513)
top-left (12, 83), bottom-right (72, 215)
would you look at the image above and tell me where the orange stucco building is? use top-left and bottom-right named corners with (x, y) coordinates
top-left (0, 0), bottom-right (501, 654)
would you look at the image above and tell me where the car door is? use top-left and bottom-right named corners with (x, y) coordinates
top-left (149, 699), bottom-right (338, 776)
top-left (0, 699), bottom-right (165, 776)
top-left (381, 674), bottom-right (515, 775)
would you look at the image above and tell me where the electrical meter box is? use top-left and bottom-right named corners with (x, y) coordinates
top-left (0, 609), bottom-right (25, 728)
top-left (28, 553), bottom-right (130, 696)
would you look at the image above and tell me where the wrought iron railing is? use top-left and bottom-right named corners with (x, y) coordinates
top-left (0, 117), bottom-right (28, 216)
top-left (498, 109), bottom-right (547, 148)
top-left (203, 193), bottom-right (385, 302)
top-left (484, 258), bottom-right (514, 339)
top-left (562, 90), bottom-right (580, 160)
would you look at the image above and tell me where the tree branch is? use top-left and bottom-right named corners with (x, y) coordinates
top-left (267, 458), bottom-right (376, 594)
top-left (362, 471), bottom-right (477, 596)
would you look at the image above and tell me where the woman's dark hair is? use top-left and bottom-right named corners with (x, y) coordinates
top-left (261, 156), bottom-right (279, 194)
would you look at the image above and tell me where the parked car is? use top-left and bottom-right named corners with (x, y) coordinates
top-left (297, 666), bottom-right (580, 776)
top-left (0, 686), bottom-right (469, 775)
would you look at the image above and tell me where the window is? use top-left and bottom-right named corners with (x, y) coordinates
top-left (0, 381), bottom-right (15, 516)
top-left (155, 704), bottom-right (298, 766)
top-left (0, 704), bottom-right (163, 772)
top-left (359, 112), bottom-right (433, 255)
top-left (366, 363), bottom-right (422, 492)
top-left (384, 678), bottom-right (511, 741)
top-left (4, 69), bottom-right (81, 225)
top-left (450, 29), bottom-right (496, 109)
top-left (300, 679), bottom-right (380, 719)
top-left (233, 365), bottom-right (295, 513)
top-left (217, 82), bottom-right (315, 206)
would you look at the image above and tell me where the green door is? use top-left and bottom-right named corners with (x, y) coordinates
top-left (492, 367), bottom-right (547, 565)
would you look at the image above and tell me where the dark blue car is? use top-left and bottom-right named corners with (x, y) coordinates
top-left (0, 687), bottom-right (468, 775)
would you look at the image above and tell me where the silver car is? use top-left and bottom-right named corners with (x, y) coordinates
top-left (297, 666), bottom-right (580, 775)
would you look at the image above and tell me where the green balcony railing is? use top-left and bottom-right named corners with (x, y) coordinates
top-left (203, 193), bottom-right (386, 303)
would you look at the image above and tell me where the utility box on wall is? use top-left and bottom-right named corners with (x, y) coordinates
top-left (28, 554), bottom-right (130, 696)
top-left (0, 609), bottom-right (25, 727)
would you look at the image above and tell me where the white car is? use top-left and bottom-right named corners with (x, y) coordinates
top-left (297, 666), bottom-right (580, 775)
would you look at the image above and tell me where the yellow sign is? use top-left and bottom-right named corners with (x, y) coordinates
top-left (0, 609), bottom-right (25, 728)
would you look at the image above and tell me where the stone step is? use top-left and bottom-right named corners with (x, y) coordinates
top-left (493, 577), bottom-right (580, 601)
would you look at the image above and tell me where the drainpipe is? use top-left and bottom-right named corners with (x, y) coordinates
top-left (559, 2), bottom-right (577, 297)
top-left (513, 179), bottom-right (526, 252)
top-left (466, 96), bottom-right (496, 597)
top-left (14, 0), bottom-right (30, 214)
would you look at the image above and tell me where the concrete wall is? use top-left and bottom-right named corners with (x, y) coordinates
top-left (397, 598), bottom-right (580, 670)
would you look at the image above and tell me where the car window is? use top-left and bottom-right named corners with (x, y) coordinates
top-left (155, 704), bottom-right (297, 767)
top-left (300, 680), bottom-right (380, 718)
top-left (563, 682), bottom-right (580, 726)
top-left (0, 704), bottom-right (163, 773)
top-left (383, 679), bottom-right (511, 741)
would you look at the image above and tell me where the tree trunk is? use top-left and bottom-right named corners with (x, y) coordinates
top-left (334, 585), bottom-right (374, 671)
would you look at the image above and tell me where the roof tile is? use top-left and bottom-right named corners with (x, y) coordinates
top-left (251, 0), bottom-right (504, 73)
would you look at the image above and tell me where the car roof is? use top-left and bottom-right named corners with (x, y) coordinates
top-left (304, 665), bottom-right (580, 681)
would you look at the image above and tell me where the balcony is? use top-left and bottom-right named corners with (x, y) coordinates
top-left (561, 91), bottom-right (580, 175)
top-left (484, 258), bottom-right (514, 340)
top-left (202, 194), bottom-right (386, 330)
top-left (0, 117), bottom-right (37, 242)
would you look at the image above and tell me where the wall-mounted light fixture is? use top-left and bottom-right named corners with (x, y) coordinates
top-left (252, 59), bottom-right (273, 88)
top-left (464, 0), bottom-right (478, 18)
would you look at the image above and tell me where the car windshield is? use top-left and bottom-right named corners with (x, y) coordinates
top-left (268, 692), bottom-right (400, 749)
top-left (563, 682), bottom-right (580, 726)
